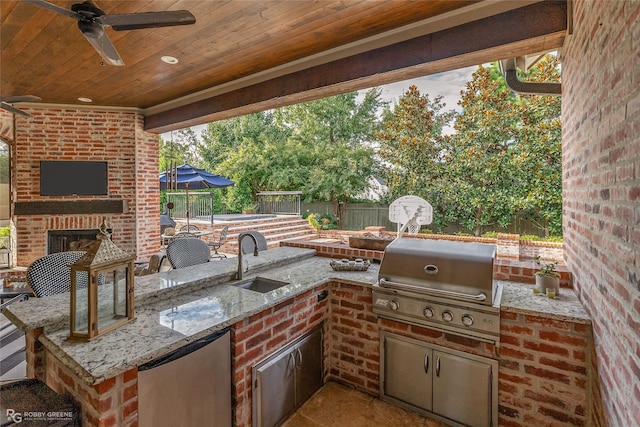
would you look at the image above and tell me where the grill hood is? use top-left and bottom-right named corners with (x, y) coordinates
top-left (378, 238), bottom-right (497, 305)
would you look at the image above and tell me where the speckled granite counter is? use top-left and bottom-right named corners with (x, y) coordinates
top-left (4, 248), bottom-right (380, 385)
top-left (3, 247), bottom-right (590, 386)
top-left (3, 246), bottom-right (317, 331)
top-left (498, 280), bottom-right (591, 324)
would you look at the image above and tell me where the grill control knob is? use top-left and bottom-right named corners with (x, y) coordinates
top-left (442, 311), bottom-right (454, 322)
top-left (462, 314), bottom-right (474, 327)
top-left (388, 300), bottom-right (399, 311)
top-left (423, 307), bottom-right (435, 318)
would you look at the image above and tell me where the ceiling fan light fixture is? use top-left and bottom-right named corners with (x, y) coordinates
top-left (78, 97), bottom-right (93, 103)
top-left (161, 56), bottom-right (179, 65)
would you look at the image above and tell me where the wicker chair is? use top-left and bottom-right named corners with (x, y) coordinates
top-left (26, 251), bottom-right (88, 297)
top-left (166, 237), bottom-right (211, 269)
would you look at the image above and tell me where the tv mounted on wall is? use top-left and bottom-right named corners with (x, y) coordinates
top-left (40, 161), bottom-right (109, 196)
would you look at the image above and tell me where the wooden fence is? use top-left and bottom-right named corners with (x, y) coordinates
top-left (302, 201), bottom-right (548, 235)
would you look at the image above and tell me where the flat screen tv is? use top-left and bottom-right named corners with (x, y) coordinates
top-left (40, 161), bottom-right (108, 196)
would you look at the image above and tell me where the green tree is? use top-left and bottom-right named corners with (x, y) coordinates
top-left (277, 90), bottom-right (383, 225)
top-left (516, 55), bottom-right (562, 236)
top-left (159, 128), bottom-right (200, 171)
top-left (375, 85), bottom-right (455, 230)
top-left (199, 111), bottom-right (287, 211)
top-left (197, 90), bottom-right (383, 217)
top-left (448, 64), bottom-right (523, 236)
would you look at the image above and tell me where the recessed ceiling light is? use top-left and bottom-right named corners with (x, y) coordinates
top-left (78, 97), bottom-right (92, 103)
top-left (161, 56), bottom-right (179, 64)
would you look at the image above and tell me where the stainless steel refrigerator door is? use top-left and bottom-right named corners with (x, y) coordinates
top-left (138, 330), bottom-right (231, 427)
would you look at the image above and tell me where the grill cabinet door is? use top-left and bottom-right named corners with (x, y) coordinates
top-left (254, 349), bottom-right (296, 427)
top-left (432, 350), bottom-right (492, 427)
top-left (294, 327), bottom-right (323, 406)
top-left (382, 333), bottom-right (432, 411)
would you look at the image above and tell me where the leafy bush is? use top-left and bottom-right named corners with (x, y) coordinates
top-left (520, 234), bottom-right (541, 241)
top-left (319, 213), bottom-right (338, 229)
top-left (543, 236), bottom-right (564, 243)
top-left (0, 226), bottom-right (9, 237)
top-left (481, 231), bottom-right (499, 238)
top-left (307, 213), bottom-right (321, 230)
top-left (419, 228), bottom-right (433, 234)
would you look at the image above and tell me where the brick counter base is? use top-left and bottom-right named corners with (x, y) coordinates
top-left (30, 280), bottom-right (592, 426)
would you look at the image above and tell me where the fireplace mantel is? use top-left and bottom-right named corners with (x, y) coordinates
top-left (14, 200), bottom-right (128, 216)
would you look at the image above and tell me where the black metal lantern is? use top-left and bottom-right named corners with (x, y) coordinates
top-left (69, 219), bottom-right (134, 341)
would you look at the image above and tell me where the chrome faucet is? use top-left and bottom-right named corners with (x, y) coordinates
top-left (236, 233), bottom-right (259, 280)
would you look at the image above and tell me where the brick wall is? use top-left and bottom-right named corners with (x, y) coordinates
top-left (498, 310), bottom-right (590, 426)
top-left (231, 284), bottom-right (329, 427)
top-left (562, 1), bottom-right (640, 425)
top-left (326, 281), bottom-right (495, 397)
top-left (327, 281), bottom-right (380, 393)
top-left (45, 349), bottom-right (138, 427)
top-left (12, 107), bottom-right (160, 266)
top-left (328, 281), bottom-right (593, 426)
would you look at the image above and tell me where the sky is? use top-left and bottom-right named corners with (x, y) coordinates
top-left (372, 65), bottom-right (476, 113)
top-left (165, 65), bottom-right (478, 139)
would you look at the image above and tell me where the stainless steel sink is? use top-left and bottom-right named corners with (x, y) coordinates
top-left (235, 277), bottom-right (289, 293)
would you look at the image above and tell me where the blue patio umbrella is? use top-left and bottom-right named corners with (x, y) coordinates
top-left (159, 163), bottom-right (234, 227)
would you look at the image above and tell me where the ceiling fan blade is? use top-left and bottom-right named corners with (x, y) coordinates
top-left (99, 10), bottom-right (196, 31)
top-left (24, 0), bottom-right (80, 20)
top-left (0, 102), bottom-right (33, 118)
top-left (80, 26), bottom-right (125, 66)
top-left (1, 95), bottom-right (42, 103)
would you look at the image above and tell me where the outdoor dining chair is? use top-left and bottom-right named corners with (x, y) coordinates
top-left (165, 237), bottom-right (211, 269)
top-left (240, 230), bottom-right (268, 254)
top-left (180, 224), bottom-right (200, 232)
top-left (26, 251), bottom-right (88, 297)
top-left (207, 226), bottom-right (229, 259)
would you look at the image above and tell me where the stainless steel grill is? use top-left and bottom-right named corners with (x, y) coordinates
top-left (373, 238), bottom-right (502, 345)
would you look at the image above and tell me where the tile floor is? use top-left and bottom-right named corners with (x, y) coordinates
top-left (282, 381), bottom-right (449, 427)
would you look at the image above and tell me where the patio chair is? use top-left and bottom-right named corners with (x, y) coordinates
top-left (240, 230), bottom-right (268, 254)
top-left (137, 254), bottom-right (162, 276)
top-left (180, 224), bottom-right (200, 232)
top-left (26, 251), bottom-right (88, 297)
top-left (170, 231), bottom-right (197, 241)
top-left (166, 237), bottom-right (210, 269)
top-left (207, 226), bottom-right (229, 259)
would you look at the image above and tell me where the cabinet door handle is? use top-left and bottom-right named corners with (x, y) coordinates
top-left (424, 353), bottom-right (429, 374)
top-left (288, 352), bottom-right (295, 377)
top-left (296, 348), bottom-right (303, 369)
top-left (436, 356), bottom-right (441, 377)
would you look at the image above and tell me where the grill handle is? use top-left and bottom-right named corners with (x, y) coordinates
top-left (378, 278), bottom-right (487, 302)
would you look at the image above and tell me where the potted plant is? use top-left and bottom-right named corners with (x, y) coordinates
top-left (534, 255), bottom-right (560, 296)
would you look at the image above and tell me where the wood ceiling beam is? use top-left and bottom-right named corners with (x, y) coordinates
top-left (145, 1), bottom-right (567, 133)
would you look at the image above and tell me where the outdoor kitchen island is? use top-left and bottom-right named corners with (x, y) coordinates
top-left (3, 245), bottom-right (594, 427)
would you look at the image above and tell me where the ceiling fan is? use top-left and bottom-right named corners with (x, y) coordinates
top-left (0, 96), bottom-right (42, 118)
top-left (26, 0), bottom-right (196, 66)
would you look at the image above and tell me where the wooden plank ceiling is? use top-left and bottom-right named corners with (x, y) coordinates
top-left (0, 1), bottom-right (567, 133)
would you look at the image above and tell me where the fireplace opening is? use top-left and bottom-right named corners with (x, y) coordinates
top-left (47, 229), bottom-right (103, 254)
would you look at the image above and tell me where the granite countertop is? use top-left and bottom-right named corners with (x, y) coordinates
top-left (3, 247), bottom-right (590, 386)
top-left (21, 251), bottom-right (381, 385)
top-left (3, 246), bottom-right (317, 331)
top-left (498, 280), bottom-right (591, 324)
